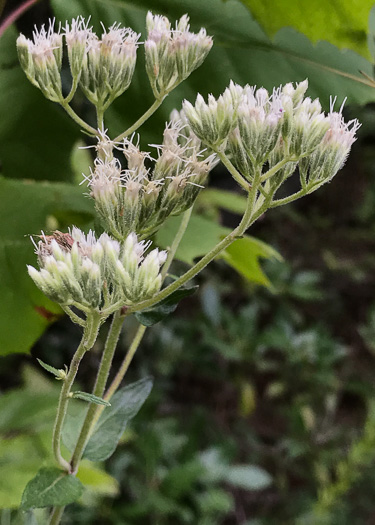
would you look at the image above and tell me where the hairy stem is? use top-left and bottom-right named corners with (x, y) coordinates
top-left (60, 102), bottom-right (97, 135)
top-left (113, 98), bottom-right (163, 142)
top-left (48, 506), bottom-right (65, 525)
top-left (128, 190), bottom-right (255, 315)
top-left (103, 324), bottom-right (147, 406)
top-left (69, 310), bottom-right (125, 474)
top-left (216, 150), bottom-right (250, 191)
top-left (52, 312), bottom-right (101, 471)
top-left (101, 206), bottom-right (195, 413)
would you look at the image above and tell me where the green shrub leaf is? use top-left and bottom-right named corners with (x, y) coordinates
top-left (21, 468), bottom-right (84, 509)
top-left (71, 391), bottom-right (111, 406)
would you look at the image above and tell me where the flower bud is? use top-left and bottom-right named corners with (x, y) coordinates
top-left (183, 86), bottom-right (238, 148)
top-left (145, 12), bottom-right (212, 98)
top-left (79, 23), bottom-right (139, 108)
top-left (17, 20), bottom-right (63, 102)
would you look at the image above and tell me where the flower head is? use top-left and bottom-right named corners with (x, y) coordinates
top-left (28, 228), bottom-right (166, 312)
top-left (145, 11), bottom-right (212, 98)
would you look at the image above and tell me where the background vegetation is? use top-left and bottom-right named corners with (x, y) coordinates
top-left (1, 0), bottom-right (375, 523)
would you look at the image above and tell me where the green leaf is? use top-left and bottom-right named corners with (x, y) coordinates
top-left (77, 462), bottom-right (119, 497)
top-left (37, 359), bottom-right (65, 379)
top-left (0, 27), bottom-right (80, 181)
top-left (0, 177), bottom-right (94, 355)
top-left (242, 0), bottom-right (373, 59)
top-left (83, 377), bottom-right (153, 461)
top-left (221, 236), bottom-right (283, 289)
top-left (64, 378), bottom-right (153, 462)
top-left (157, 214), bottom-right (281, 288)
top-left (226, 465), bottom-right (272, 490)
top-left (71, 391), bottom-right (111, 406)
top-left (51, 0), bottom-right (375, 156)
top-left (21, 468), bottom-right (84, 509)
top-left (157, 214), bottom-right (230, 266)
top-left (198, 189), bottom-right (248, 215)
top-left (134, 286), bottom-right (199, 326)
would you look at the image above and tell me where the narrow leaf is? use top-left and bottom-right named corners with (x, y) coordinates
top-left (72, 391), bottom-right (111, 406)
top-left (21, 468), bottom-right (83, 509)
top-left (36, 358), bottom-right (64, 379)
top-left (134, 286), bottom-right (199, 327)
top-left (83, 377), bottom-right (153, 461)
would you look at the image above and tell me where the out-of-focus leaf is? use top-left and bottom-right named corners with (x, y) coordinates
top-left (83, 377), bottom-right (153, 461)
top-left (221, 236), bottom-right (282, 289)
top-left (157, 214), bottom-right (280, 288)
top-left (64, 378), bottom-right (153, 462)
top-left (0, 177), bottom-right (94, 355)
top-left (77, 462), bottom-right (119, 497)
top-left (21, 467), bottom-right (84, 509)
top-left (242, 0), bottom-right (373, 59)
top-left (51, 0), bottom-right (375, 154)
top-left (0, 27), bottom-right (80, 181)
top-left (134, 285), bottom-right (199, 326)
top-left (226, 464), bottom-right (273, 490)
top-left (198, 189), bottom-right (248, 215)
top-left (156, 214), bottom-right (228, 266)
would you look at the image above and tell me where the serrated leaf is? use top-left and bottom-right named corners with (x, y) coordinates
top-left (134, 286), bottom-right (198, 327)
top-left (21, 468), bottom-right (84, 509)
top-left (72, 391), bottom-right (111, 406)
top-left (36, 359), bottom-right (63, 379)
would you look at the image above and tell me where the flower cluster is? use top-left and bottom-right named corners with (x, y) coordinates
top-left (86, 126), bottom-right (217, 240)
top-left (17, 17), bottom-right (140, 107)
top-left (28, 228), bottom-right (166, 312)
top-left (145, 12), bottom-right (213, 98)
top-left (183, 80), bottom-right (360, 191)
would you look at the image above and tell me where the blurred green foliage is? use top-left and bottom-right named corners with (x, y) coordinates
top-left (2, 0), bottom-right (375, 523)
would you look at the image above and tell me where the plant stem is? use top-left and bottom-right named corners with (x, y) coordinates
top-left (128, 190), bottom-right (255, 315)
top-left (52, 312), bottom-right (101, 471)
top-left (69, 310), bottom-right (125, 474)
top-left (101, 206), bottom-right (195, 410)
top-left (96, 106), bottom-right (104, 130)
top-left (60, 102), bottom-right (97, 136)
top-left (0, 0), bottom-right (38, 38)
top-left (260, 157), bottom-right (295, 183)
top-left (113, 98), bottom-right (163, 142)
top-left (61, 306), bottom-right (85, 327)
top-left (161, 206), bottom-right (193, 280)
top-left (216, 150), bottom-right (250, 191)
top-left (48, 506), bottom-right (65, 525)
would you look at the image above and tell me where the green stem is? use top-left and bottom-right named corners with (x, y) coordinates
top-left (260, 157), bottom-right (295, 183)
top-left (161, 206), bottom-right (194, 280)
top-left (128, 190), bottom-right (255, 315)
top-left (102, 205), bottom-right (195, 408)
top-left (64, 77), bottom-right (78, 105)
top-left (60, 102), bottom-right (97, 136)
top-left (69, 310), bottom-right (125, 474)
top-left (270, 188), bottom-right (306, 208)
top-left (104, 324), bottom-right (147, 405)
top-left (113, 98), bottom-right (163, 142)
top-left (52, 312), bottom-right (101, 471)
top-left (48, 506), bottom-right (65, 525)
top-left (61, 306), bottom-right (85, 327)
top-left (216, 150), bottom-right (250, 191)
top-left (96, 106), bottom-right (104, 130)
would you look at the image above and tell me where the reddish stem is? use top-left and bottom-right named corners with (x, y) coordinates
top-left (0, 0), bottom-right (39, 38)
